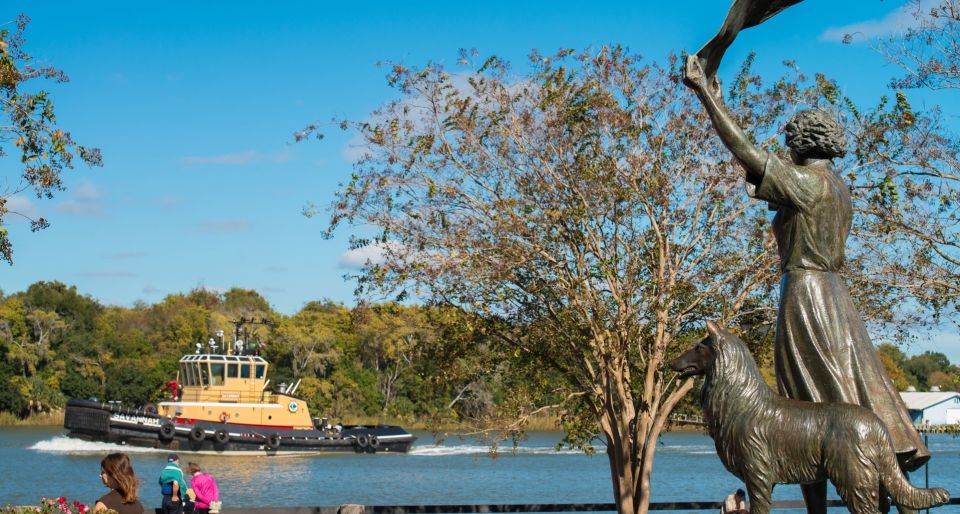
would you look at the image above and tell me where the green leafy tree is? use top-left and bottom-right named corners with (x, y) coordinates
top-left (928, 369), bottom-right (960, 391)
top-left (353, 303), bottom-right (432, 415)
top-left (414, 306), bottom-right (505, 423)
top-left (0, 15), bottom-right (102, 263)
top-left (105, 360), bottom-right (165, 406)
top-left (0, 359), bottom-right (27, 414)
top-left (273, 301), bottom-right (345, 378)
top-left (877, 343), bottom-right (912, 391)
top-left (904, 351), bottom-right (956, 389)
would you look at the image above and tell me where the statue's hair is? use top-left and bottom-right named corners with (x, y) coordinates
top-left (783, 109), bottom-right (847, 159)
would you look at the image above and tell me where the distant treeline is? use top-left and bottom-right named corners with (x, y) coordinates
top-left (0, 281), bottom-right (515, 423)
top-left (1, 281), bottom-right (957, 423)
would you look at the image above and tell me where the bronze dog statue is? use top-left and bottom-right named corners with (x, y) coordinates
top-left (670, 321), bottom-right (950, 514)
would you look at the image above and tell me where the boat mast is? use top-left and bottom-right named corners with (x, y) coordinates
top-left (230, 316), bottom-right (275, 355)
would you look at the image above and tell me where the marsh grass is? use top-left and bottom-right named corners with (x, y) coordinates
top-left (0, 410), bottom-right (64, 426)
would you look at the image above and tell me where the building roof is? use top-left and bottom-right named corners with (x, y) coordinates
top-left (899, 391), bottom-right (960, 411)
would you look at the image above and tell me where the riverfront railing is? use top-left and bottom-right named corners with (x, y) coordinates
top-left (146, 496), bottom-right (960, 514)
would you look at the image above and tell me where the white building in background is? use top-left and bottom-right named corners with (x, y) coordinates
top-left (900, 388), bottom-right (960, 425)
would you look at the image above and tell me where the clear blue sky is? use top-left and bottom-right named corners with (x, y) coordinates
top-left (2, 1), bottom-right (958, 360)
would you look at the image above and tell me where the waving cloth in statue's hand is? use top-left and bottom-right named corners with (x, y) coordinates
top-left (696, 0), bottom-right (804, 78)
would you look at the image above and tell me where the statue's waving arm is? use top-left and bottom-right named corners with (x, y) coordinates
top-left (683, 55), bottom-right (766, 185)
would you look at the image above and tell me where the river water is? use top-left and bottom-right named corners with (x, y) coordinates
top-left (1, 427), bottom-right (958, 512)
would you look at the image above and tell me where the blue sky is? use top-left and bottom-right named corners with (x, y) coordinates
top-left (2, 1), bottom-right (958, 360)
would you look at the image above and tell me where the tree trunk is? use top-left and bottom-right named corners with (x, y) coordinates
top-left (604, 377), bottom-right (695, 514)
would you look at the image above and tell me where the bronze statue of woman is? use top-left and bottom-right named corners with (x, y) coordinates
top-left (682, 56), bottom-right (929, 512)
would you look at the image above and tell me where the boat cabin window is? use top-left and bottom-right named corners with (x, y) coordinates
top-left (240, 364), bottom-right (251, 379)
top-left (180, 363), bottom-right (197, 386)
top-left (227, 363), bottom-right (238, 379)
top-left (210, 362), bottom-right (225, 386)
top-left (255, 364), bottom-right (266, 379)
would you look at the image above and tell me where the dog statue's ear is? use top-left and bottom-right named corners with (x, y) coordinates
top-left (705, 320), bottom-right (722, 339)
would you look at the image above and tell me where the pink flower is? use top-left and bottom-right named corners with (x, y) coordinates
top-left (57, 496), bottom-right (67, 505)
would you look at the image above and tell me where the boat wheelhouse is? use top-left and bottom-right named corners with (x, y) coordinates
top-left (160, 353), bottom-right (314, 430)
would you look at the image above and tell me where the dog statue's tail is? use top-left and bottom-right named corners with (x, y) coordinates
top-left (880, 447), bottom-right (950, 509)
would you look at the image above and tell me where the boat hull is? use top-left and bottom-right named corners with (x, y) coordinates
top-left (64, 399), bottom-right (416, 454)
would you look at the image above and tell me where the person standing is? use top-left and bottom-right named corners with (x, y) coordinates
top-left (721, 489), bottom-right (749, 514)
top-left (94, 453), bottom-right (145, 514)
top-left (187, 462), bottom-right (221, 514)
top-left (159, 453), bottom-right (188, 514)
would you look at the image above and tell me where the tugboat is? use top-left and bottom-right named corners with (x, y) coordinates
top-left (64, 318), bottom-right (417, 454)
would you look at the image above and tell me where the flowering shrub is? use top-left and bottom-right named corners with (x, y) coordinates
top-left (0, 496), bottom-right (116, 514)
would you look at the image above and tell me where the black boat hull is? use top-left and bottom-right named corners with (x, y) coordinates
top-left (64, 398), bottom-right (416, 454)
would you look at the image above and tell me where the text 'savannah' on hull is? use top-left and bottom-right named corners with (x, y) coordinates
top-left (64, 318), bottom-right (416, 454)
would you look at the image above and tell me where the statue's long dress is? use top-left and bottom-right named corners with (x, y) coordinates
top-left (751, 154), bottom-right (930, 471)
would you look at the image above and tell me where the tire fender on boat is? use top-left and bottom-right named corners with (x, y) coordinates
top-left (159, 422), bottom-right (176, 441)
top-left (143, 403), bottom-right (158, 415)
top-left (368, 435), bottom-right (379, 450)
top-left (189, 425), bottom-right (206, 443)
top-left (355, 434), bottom-right (369, 449)
top-left (266, 433), bottom-right (281, 450)
top-left (214, 429), bottom-right (230, 445)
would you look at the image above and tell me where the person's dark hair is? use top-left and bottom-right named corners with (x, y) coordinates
top-left (101, 452), bottom-right (141, 503)
top-left (188, 462), bottom-right (202, 474)
top-left (783, 109), bottom-right (846, 159)
top-left (735, 489), bottom-right (746, 498)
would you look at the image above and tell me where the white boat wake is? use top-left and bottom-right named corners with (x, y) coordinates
top-left (409, 443), bottom-right (586, 456)
top-left (30, 436), bottom-right (165, 454)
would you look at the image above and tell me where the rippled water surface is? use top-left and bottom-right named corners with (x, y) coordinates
top-left (2, 427), bottom-right (958, 512)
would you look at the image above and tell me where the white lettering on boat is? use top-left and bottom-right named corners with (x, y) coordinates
top-left (110, 413), bottom-right (162, 426)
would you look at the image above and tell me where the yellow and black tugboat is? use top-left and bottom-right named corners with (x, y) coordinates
top-left (64, 319), bottom-right (416, 454)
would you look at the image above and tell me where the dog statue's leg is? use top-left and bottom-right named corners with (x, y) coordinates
top-left (834, 472), bottom-right (880, 514)
top-left (801, 481), bottom-right (827, 514)
top-left (745, 481), bottom-right (774, 514)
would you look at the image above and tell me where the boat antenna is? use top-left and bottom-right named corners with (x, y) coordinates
top-left (230, 316), bottom-right (275, 354)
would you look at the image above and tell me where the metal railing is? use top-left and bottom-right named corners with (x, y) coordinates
top-left (145, 497), bottom-right (960, 514)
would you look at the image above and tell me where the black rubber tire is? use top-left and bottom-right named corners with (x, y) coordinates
top-left (266, 433), bottom-right (281, 450)
top-left (214, 429), bottom-right (229, 445)
top-left (159, 422), bottom-right (176, 441)
top-left (368, 435), bottom-right (380, 449)
top-left (143, 403), bottom-right (158, 415)
top-left (189, 425), bottom-right (206, 443)
top-left (355, 434), bottom-right (369, 448)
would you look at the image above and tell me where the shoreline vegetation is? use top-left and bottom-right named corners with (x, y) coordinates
top-left (3, 282), bottom-right (952, 438)
top-left (0, 410), bottom-right (64, 426)
top-left (0, 411), bottom-right (710, 433)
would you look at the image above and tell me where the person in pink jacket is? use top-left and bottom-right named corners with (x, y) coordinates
top-left (187, 462), bottom-right (220, 514)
